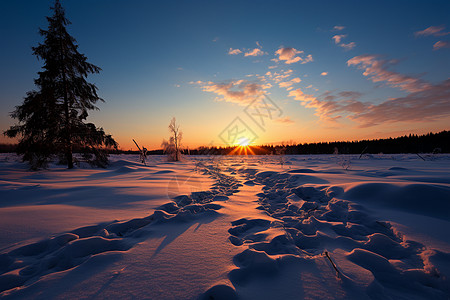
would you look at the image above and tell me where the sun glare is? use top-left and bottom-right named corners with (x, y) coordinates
top-left (238, 137), bottom-right (250, 147)
top-left (228, 137), bottom-right (262, 155)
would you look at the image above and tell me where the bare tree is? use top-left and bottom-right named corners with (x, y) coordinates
top-left (161, 117), bottom-right (182, 161)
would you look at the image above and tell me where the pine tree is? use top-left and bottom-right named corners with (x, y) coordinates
top-left (4, 0), bottom-right (117, 169)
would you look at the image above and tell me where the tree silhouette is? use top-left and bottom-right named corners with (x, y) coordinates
top-left (4, 0), bottom-right (117, 169)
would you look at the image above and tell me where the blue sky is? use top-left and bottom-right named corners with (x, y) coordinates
top-left (1, 0), bottom-right (449, 149)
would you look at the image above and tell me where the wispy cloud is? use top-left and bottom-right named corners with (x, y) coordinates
top-left (332, 33), bottom-right (356, 50)
top-left (193, 80), bottom-right (268, 106)
top-left (275, 116), bottom-right (294, 124)
top-left (333, 25), bottom-right (345, 31)
top-left (433, 40), bottom-right (450, 50)
top-left (332, 34), bottom-right (347, 44)
top-left (288, 88), bottom-right (362, 122)
top-left (228, 42), bottom-right (267, 57)
top-left (288, 88), bottom-right (318, 105)
top-left (278, 82), bottom-right (292, 88)
top-left (264, 69), bottom-right (294, 83)
top-left (347, 55), bottom-right (430, 92)
top-left (287, 80), bottom-right (450, 127)
top-left (288, 88), bottom-right (347, 122)
top-left (301, 54), bottom-right (313, 64)
top-left (415, 26), bottom-right (449, 37)
top-left (348, 80), bottom-right (450, 126)
top-left (244, 48), bottom-right (266, 56)
top-left (321, 72), bottom-right (328, 76)
top-left (278, 77), bottom-right (301, 88)
top-left (339, 42), bottom-right (356, 50)
top-left (228, 48), bottom-right (242, 55)
top-left (338, 91), bottom-right (362, 100)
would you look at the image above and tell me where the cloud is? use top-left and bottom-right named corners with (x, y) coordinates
top-left (338, 91), bottom-right (362, 100)
top-left (348, 80), bottom-right (450, 126)
top-left (321, 72), bottom-right (328, 76)
top-left (279, 82), bottom-right (292, 88)
top-left (339, 42), bottom-right (356, 50)
top-left (189, 80), bottom-right (204, 85)
top-left (288, 88), bottom-right (318, 104)
top-left (347, 55), bottom-right (431, 92)
top-left (288, 88), bottom-right (347, 122)
top-left (332, 34), bottom-right (347, 44)
top-left (332, 34), bottom-right (356, 50)
top-left (415, 26), bottom-right (449, 37)
top-left (287, 81), bottom-right (450, 127)
top-left (301, 54), bottom-right (313, 64)
top-left (228, 48), bottom-right (242, 55)
top-left (433, 40), bottom-right (450, 50)
top-left (245, 48), bottom-right (266, 56)
top-left (288, 88), bottom-right (365, 123)
top-left (264, 69), bottom-right (294, 83)
top-left (333, 25), bottom-right (345, 31)
top-left (261, 82), bottom-right (272, 89)
top-left (274, 47), bottom-right (310, 64)
top-left (196, 79), bottom-right (267, 106)
top-left (278, 77), bottom-right (301, 88)
top-left (228, 42), bottom-right (267, 57)
top-left (275, 116), bottom-right (294, 124)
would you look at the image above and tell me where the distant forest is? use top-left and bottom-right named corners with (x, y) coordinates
top-left (1, 130), bottom-right (449, 155)
top-left (190, 131), bottom-right (450, 155)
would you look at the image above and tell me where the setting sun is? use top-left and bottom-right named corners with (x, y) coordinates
top-left (237, 137), bottom-right (251, 147)
top-left (229, 136), bottom-right (260, 155)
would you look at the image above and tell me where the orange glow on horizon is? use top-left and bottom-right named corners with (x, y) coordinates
top-left (229, 145), bottom-right (253, 155)
top-left (228, 144), bottom-right (266, 155)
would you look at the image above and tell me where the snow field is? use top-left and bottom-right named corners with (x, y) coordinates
top-left (0, 154), bottom-right (449, 299)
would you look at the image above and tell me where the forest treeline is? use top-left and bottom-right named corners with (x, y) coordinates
top-left (190, 131), bottom-right (450, 155)
top-left (2, 130), bottom-right (449, 155)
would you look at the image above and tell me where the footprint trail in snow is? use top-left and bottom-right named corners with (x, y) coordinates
top-left (0, 160), bottom-right (242, 296)
top-left (220, 166), bottom-right (450, 299)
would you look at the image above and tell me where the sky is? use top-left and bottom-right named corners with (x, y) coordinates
top-left (0, 0), bottom-right (449, 150)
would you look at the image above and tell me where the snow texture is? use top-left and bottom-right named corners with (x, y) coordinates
top-left (0, 153), bottom-right (449, 299)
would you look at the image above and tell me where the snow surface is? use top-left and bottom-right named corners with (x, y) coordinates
top-left (0, 153), bottom-right (449, 299)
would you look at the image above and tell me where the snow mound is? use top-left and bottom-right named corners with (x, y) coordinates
top-left (225, 166), bottom-right (450, 299)
top-left (345, 183), bottom-right (450, 220)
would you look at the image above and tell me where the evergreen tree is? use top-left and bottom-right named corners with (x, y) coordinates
top-left (4, 0), bottom-right (117, 169)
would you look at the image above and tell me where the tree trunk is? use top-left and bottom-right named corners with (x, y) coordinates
top-left (60, 36), bottom-right (73, 169)
top-left (63, 95), bottom-right (73, 169)
top-left (175, 132), bottom-right (179, 161)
